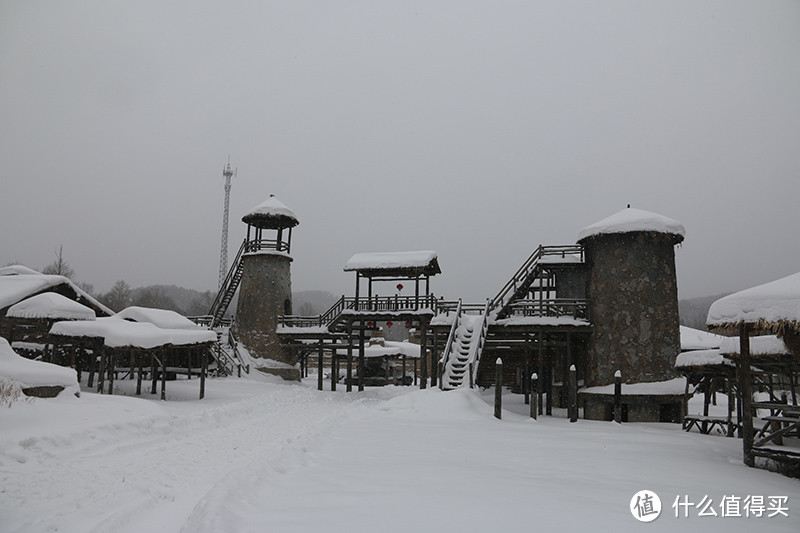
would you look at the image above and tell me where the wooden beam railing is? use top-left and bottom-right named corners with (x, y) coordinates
top-left (279, 295), bottom-right (440, 329)
top-left (489, 244), bottom-right (584, 314)
top-left (504, 299), bottom-right (590, 320)
top-left (244, 238), bottom-right (291, 253)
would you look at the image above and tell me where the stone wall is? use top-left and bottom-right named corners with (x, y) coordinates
top-left (235, 252), bottom-right (299, 380)
top-left (583, 232), bottom-right (680, 387)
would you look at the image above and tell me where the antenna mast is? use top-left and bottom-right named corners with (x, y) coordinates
top-left (218, 158), bottom-right (236, 289)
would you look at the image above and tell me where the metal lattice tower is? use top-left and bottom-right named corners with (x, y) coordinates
top-left (218, 159), bottom-right (236, 289)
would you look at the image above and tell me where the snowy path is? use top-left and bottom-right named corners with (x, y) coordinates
top-left (0, 378), bottom-right (405, 532)
top-left (2, 377), bottom-right (799, 532)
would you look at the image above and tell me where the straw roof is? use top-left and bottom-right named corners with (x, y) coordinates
top-left (241, 195), bottom-right (299, 229)
top-left (707, 272), bottom-right (800, 334)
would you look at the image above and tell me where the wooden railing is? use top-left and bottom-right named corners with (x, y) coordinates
top-left (245, 238), bottom-right (290, 253)
top-left (279, 295), bottom-right (440, 329)
top-left (438, 299), bottom-right (463, 387)
top-left (469, 299), bottom-right (492, 386)
top-left (489, 244), bottom-right (584, 313)
top-left (503, 298), bottom-right (590, 320)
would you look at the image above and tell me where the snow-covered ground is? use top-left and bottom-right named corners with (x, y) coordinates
top-left (1, 374), bottom-right (798, 532)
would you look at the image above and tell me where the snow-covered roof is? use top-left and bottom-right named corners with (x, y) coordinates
top-left (241, 195), bottom-right (299, 229)
top-left (707, 272), bottom-right (800, 332)
top-left (675, 349), bottom-right (732, 369)
top-left (49, 317), bottom-right (217, 349)
top-left (576, 207), bottom-right (685, 243)
top-left (364, 340), bottom-right (421, 359)
top-left (116, 306), bottom-right (200, 330)
top-left (0, 337), bottom-right (78, 388)
top-left (580, 377), bottom-right (687, 396)
top-left (719, 335), bottom-right (789, 357)
top-left (492, 316), bottom-right (590, 327)
top-left (680, 326), bottom-right (725, 351)
top-left (0, 268), bottom-right (113, 316)
top-left (343, 251), bottom-right (441, 276)
top-left (0, 265), bottom-right (43, 276)
top-left (6, 293), bottom-right (96, 321)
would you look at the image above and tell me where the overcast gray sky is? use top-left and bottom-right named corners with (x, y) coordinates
top-left (2, 1), bottom-right (799, 303)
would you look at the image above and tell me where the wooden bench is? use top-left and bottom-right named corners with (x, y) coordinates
top-left (683, 415), bottom-right (737, 436)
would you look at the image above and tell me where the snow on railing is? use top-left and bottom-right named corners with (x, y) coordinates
top-left (469, 299), bottom-right (491, 386)
top-left (438, 299), bottom-right (463, 389)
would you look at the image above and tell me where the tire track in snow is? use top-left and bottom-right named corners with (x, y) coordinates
top-left (0, 384), bottom-right (397, 533)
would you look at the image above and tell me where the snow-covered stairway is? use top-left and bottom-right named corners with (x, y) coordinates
top-left (440, 301), bottom-right (491, 390)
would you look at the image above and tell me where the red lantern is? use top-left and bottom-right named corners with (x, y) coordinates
top-left (405, 321), bottom-right (410, 327)
top-left (386, 321), bottom-right (393, 327)
top-left (396, 283), bottom-right (404, 291)
top-left (367, 321), bottom-right (374, 327)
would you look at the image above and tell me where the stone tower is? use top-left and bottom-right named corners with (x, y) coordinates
top-left (235, 195), bottom-right (300, 381)
top-left (577, 207), bottom-right (685, 388)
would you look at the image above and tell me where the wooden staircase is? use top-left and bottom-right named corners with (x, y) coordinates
top-left (439, 245), bottom-right (585, 389)
top-left (209, 239), bottom-right (248, 328)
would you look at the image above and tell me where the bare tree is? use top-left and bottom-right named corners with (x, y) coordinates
top-left (103, 280), bottom-right (132, 312)
top-left (41, 245), bottom-right (75, 279)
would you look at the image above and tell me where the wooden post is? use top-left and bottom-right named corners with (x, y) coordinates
top-left (150, 355), bottom-right (157, 394)
top-left (200, 347), bottom-right (207, 399)
top-left (537, 330), bottom-right (544, 415)
top-left (614, 370), bottom-right (622, 423)
top-left (419, 319), bottom-right (428, 389)
top-left (97, 349), bottom-right (106, 394)
top-left (469, 362), bottom-right (474, 389)
top-left (87, 349), bottom-right (96, 389)
top-left (107, 351), bottom-right (115, 395)
top-left (136, 352), bottom-right (143, 396)
top-left (317, 338), bottom-right (324, 391)
top-left (726, 377), bottom-right (735, 437)
top-left (523, 357), bottom-right (530, 406)
top-left (358, 320), bottom-right (372, 392)
top-left (545, 356), bottom-right (553, 417)
top-left (568, 364), bottom-right (577, 422)
top-left (431, 330), bottom-right (438, 388)
top-left (358, 321), bottom-right (365, 392)
top-left (402, 354), bottom-right (407, 386)
top-left (739, 323), bottom-right (754, 467)
top-left (331, 350), bottom-right (338, 391)
top-left (161, 351), bottom-right (167, 401)
top-left (530, 373), bottom-right (538, 420)
top-left (186, 349), bottom-right (191, 380)
top-left (494, 358), bottom-right (503, 419)
top-left (346, 321), bottom-right (353, 392)
top-left (414, 358), bottom-right (418, 386)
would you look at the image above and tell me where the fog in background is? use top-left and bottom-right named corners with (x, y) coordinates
top-left (2, 1), bottom-right (799, 303)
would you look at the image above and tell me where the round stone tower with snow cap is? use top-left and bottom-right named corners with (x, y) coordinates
top-left (235, 195), bottom-right (300, 381)
top-left (577, 206), bottom-right (685, 389)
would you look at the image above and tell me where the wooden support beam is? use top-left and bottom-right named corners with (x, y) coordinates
top-left (739, 323), bottom-right (754, 467)
top-left (358, 322), bottom-right (365, 392)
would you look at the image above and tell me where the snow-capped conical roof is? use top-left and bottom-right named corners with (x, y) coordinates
top-left (576, 207), bottom-right (685, 244)
top-left (241, 195), bottom-right (299, 229)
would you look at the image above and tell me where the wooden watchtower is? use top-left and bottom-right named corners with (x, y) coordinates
top-left (234, 195), bottom-right (301, 380)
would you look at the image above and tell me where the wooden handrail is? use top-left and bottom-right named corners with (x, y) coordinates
top-left (439, 299), bottom-right (463, 384)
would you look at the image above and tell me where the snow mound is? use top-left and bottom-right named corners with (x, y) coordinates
top-left (680, 325), bottom-right (725, 351)
top-left (0, 337), bottom-right (78, 390)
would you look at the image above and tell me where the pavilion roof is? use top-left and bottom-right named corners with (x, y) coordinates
top-left (343, 251), bottom-right (440, 277)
